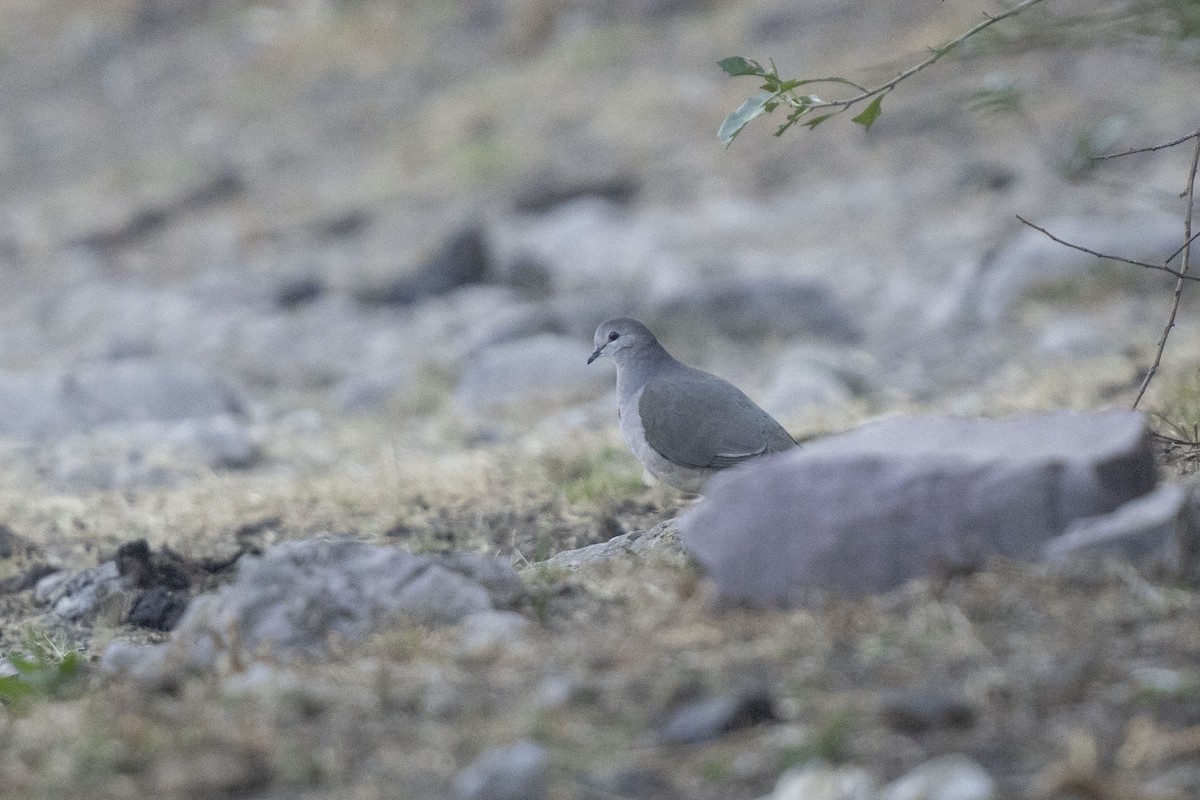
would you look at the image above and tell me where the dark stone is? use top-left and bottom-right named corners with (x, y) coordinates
top-left (880, 688), bottom-right (976, 734)
top-left (275, 276), bottom-right (326, 309)
top-left (115, 539), bottom-right (154, 586)
top-left (513, 172), bottom-right (640, 214)
top-left (126, 586), bottom-right (190, 631)
top-left (0, 524), bottom-right (35, 560)
top-left (583, 768), bottom-right (674, 799)
top-left (505, 255), bottom-right (555, 297)
top-left (313, 208), bottom-right (371, 238)
top-left (680, 410), bottom-right (1156, 601)
top-left (0, 564), bottom-right (57, 595)
top-left (660, 690), bottom-right (777, 744)
top-left (115, 539), bottom-right (192, 591)
top-left (366, 226), bottom-right (491, 306)
top-left (74, 167), bottom-right (245, 251)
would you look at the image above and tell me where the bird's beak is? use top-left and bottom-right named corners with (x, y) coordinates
top-left (587, 344), bottom-right (605, 364)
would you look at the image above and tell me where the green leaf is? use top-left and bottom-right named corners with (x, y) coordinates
top-left (0, 674), bottom-right (34, 702)
top-left (851, 93), bottom-right (886, 130)
top-left (803, 112), bottom-right (838, 129)
top-left (718, 90), bottom-right (775, 146)
top-left (789, 75), bottom-right (868, 92)
top-left (718, 56), bottom-right (765, 77)
top-left (774, 118), bottom-right (800, 137)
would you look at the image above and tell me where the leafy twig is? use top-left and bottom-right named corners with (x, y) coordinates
top-left (718, 0), bottom-right (1052, 143)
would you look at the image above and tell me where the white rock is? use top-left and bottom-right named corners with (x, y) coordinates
top-left (761, 761), bottom-right (876, 800)
top-left (877, 754), bottom-right (996, 800)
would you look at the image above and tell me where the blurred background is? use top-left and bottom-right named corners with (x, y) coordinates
top-left (1, 0), bottom-right (1199, 480)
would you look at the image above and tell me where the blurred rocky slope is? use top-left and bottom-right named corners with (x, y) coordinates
top-left (1, 0), bottom-right (1197, 435)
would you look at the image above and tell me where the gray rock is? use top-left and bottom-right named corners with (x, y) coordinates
top-left (46, 560), bottom-right (126, 623)
top-left (540, 521), bottom-right (680, 570)
top-left (99, 640), bottom-right (175, 684)
top-left (494, 198), bottom-right (672, 295)
top-left (0, 360), bottom-right (243, 439)
top-left (963, 214), bottom-right (1180, 322)
top-left (660, 690), bottom-right (776, 744)
top-left (457, 610), bottom-right (533, 654)
top-left (760, 345), bottom-right (877, 416)
top-left (33, 571), bottom-right (70, 603)
top-left (650, 277), bottom-right (861, 344)
top-left (1032, 315), bottom-right (1122, 361)
top-left (14, 412), bottom-right (260, 493)
top-left (437, 551), bottom-right (529, 608)
top-left (1043, 483), bottom-right (1193, 570)
top-left (167, 413), bottom-right (261, 469)
top-left (877, 754), bottom-right (996, 800)
top-left (453, 333), bottom-right (608, 414)
top-left (456, 304), bottom-right (564, 355)
top-left (171, 539), bottom-right (525, 660)
top-left (454, 740), bottom-right (549, 800)
top-left (761, 761), bottom-right (877, 800)
top-left (681, 410), bottom-right (1156, 600)
top-left (336, 367), bottom-right (412, 412)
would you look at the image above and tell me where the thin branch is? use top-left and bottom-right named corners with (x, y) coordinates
top-left (1133, 133), bottom-right (1200, 408)
top-left (1165, 229), bottom-right (1200, 265)
top-left (806, 0), bottom-right (1052, 112)
top-left (1094, 129), bottom-right (1200, 161)
top-left (1014, 215), bottom-right (1200, 283)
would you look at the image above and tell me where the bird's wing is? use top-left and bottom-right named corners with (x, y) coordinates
top-left (638, 366), bottom-right (795, 469)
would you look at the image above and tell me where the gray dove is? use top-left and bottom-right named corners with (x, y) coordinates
top-left (587, 317), bottom-right (796, 493)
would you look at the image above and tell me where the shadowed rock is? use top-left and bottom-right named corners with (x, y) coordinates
top-left (363, 226), bottom-right (492, 306)
top-left (680, 410), bottom-right (1157, 601)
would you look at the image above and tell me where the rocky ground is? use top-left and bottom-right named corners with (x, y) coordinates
top-left (1, 0), bottom-right (1200, 798)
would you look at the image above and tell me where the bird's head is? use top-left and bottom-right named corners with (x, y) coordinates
top-left (587, 317), bottom-right (658, 364)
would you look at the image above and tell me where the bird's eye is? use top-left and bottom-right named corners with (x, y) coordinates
top-left (607, 331), bottom-right (620, 342)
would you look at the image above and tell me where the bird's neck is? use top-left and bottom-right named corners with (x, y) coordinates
top-left (615, 346), bottom-right (676, 396)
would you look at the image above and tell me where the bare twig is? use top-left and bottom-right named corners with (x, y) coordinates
top-left (1133, 133), bottom-right (1200, 408)
top-left (1094, 129), bottom-right (1200, 161)
top-left (803, 0), bottom-right (1052, 113)
top-left (1014, 215), bottom-right (1200, 283)
top-left (1165, 229), bottom-right (1200, 265)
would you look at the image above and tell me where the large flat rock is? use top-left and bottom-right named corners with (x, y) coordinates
top-left (680, 410), bottom-right (1156, 600)
top-left (0, 360), bottom-right (243, 439)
